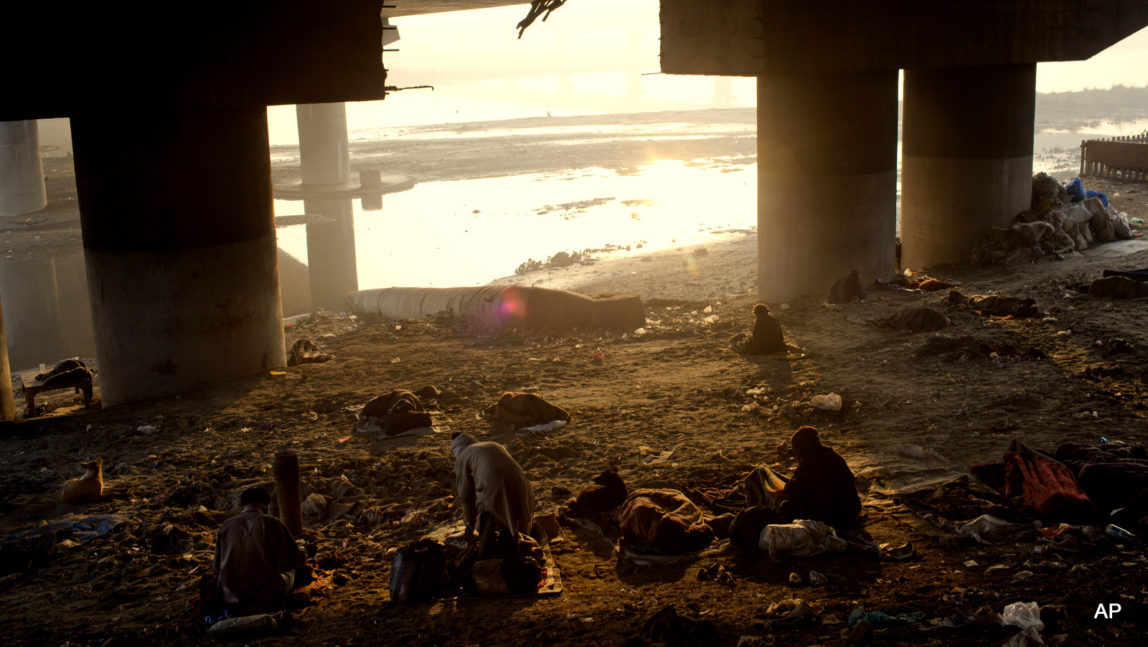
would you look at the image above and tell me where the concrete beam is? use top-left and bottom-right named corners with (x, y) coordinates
top-left (2, 1), bottom-right (388, 121)
top-left (661, 0), bottom-right (1148, 76)
top-left (381, 1), bottom-right (527, 18)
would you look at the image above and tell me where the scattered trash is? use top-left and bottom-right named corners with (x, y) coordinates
top-left (639, 446), bottom-right (674, 465)
top-left (762, 598), bottom-right (816, 628)
top-left (957, 514), bottom-right (1034, 544)
top-left (1000, 601), bottom-right (1044, 646)
top-left (811, 393), bottom-right (843, 412)
top-left (788, 571), bottom-right (802, 584)
top-left (136, 425), bottom-right (157, 435)
top-left (808, 570), bottom-right (828, 586)
top-left (1105, 524), bottom-right (1136, 541)
top-left (759, 519), bottom-right (846, 559)
top-left (879, 541), bottom-right (919, 562)
top-left (286, 338), bottom-right (335, 366)
top-left (847, 607), bottom-right (926, 628)
top-left (696, 563), bottom-right (735, 587)
top-left (628, 604), bottom-right (718, 647)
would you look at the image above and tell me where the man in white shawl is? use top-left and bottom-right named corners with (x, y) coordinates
top-left (452, 432), bottom-right (536, 559)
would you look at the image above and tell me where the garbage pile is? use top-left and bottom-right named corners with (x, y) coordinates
top-left (970, 174), bottom-right (1140, 265)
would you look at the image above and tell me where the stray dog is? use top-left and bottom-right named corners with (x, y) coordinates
top-left (61, 458), bottom-right (103, 504)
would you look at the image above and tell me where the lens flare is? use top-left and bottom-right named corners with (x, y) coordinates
top-left (498, 286), bottom-right (528, 324)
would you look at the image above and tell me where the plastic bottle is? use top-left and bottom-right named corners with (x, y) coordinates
top-left (1105, 524), bottom-right (1136, 541)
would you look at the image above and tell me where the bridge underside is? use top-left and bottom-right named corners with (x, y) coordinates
top-left (0, 0), bottom-right (1145, 411)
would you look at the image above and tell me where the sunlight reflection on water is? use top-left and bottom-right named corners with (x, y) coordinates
top-left (274, 158), bottom-right (757, 290)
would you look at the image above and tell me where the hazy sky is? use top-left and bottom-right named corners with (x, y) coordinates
top-left (386, 0), bottom-right (1148, 92)
top-left (360, 0), bottom-right (1148, 129)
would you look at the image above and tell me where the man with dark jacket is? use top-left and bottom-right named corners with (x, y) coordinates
top-left (214, 487), bottom-right (305, 613)
top-left (778, 426), bottom-right (861, 528)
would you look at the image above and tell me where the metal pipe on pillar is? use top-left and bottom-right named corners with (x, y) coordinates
top-left (900, 63), bottom-right (1036, 269)
top-left (756, 71), bottom-right (899, 303)
top-left (273, 451), bottom-right (304, 536)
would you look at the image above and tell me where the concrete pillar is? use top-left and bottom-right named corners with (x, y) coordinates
top-left (296, 103), bottom-right (350, 186)
top-left (757, 71), bottom-right (898, 302)
top-left (71, 106), bottom-right (285, 406)
top-left (296, 102), bottom-right (358, 312)
top-left (304, 197), bottom-right (358, 311)
top-left (0, 258), bottom-right (67, 369)
top-left (901, 63), bottom-right (1036, 269)
top-left (0, 120), bottom-right (47, 217)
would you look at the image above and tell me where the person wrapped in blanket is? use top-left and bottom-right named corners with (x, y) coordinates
top-left (213, 487), bottom-right (308, 615)
top-left (452, 433), bottom-right (536, 559)
top-left (733, 426), bottom-right (861, 547)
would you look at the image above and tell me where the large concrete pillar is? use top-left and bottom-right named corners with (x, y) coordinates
top-left (0, 257), bottom-right (67, 369)
top-left (71, 106), bottom-right (285, 406)
top-left (296, 103), bottom-right (350, 186)
top-left (303, 197), bottom-right (358, 311)
top-left (757, 71), bottom-right (898, 302)
top-left (295, 102), bottom-right (358, 312)
top-left (0, 120), bottom-right (47, 217)
top-left (901, 64), bottom-right (1035, 269)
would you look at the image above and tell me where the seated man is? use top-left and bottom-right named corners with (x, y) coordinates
top-left (731, 303), bottom-right (786, 355)
top-left (745, 426), bottom-right (861, 529)
top-left (452, 433), bottom-right (536, 559)
top-left (214, 487), bottom-right (306, 614)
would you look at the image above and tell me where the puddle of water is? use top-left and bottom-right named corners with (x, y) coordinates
top-left (274, 158), bottom-right (757, 292)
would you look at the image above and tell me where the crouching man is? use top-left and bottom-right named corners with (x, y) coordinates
top-left (452, 433), bottom-right (536, 559)
top-left (743, 426), bottom-right (861, 530)
top-left (214, 487), bottom-right (306, 614)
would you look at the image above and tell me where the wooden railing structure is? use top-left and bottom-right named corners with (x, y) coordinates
top-left (1080, 131), bottom-right (1148, 180)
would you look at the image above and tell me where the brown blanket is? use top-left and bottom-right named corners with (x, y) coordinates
top-left (617, 489), bottom-right (713, 555)
top-left (485, 392), bottom-right (570, 430)
top-left (360, 390), bottom-right (432, 436)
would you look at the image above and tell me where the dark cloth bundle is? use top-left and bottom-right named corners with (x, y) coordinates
top-left (617, 489), bottom-right (714, 555)
top-left (485, 392), bottom-right (570, 429)
top-left (360, 390), bottom-right (432, 436)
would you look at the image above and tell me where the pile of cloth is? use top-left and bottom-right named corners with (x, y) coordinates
top-left (970, 174), bottom-right (1135, 265)
top-left (900, 439), bottom-right (1148, 542)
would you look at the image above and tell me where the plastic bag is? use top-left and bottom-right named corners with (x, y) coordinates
top-left (1001, 601), bottom-right (1044, 631)
top-left (1066, 177), bottom-right (1086, 203)
top-left (758, 519), bottom-right (844, 559)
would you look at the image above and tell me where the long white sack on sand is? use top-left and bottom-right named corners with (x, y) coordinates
top-left (346, 285), bottom-right (644, 331)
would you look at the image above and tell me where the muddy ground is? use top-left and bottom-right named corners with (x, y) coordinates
top-left (2, 148), bottom-right (1148, 644)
